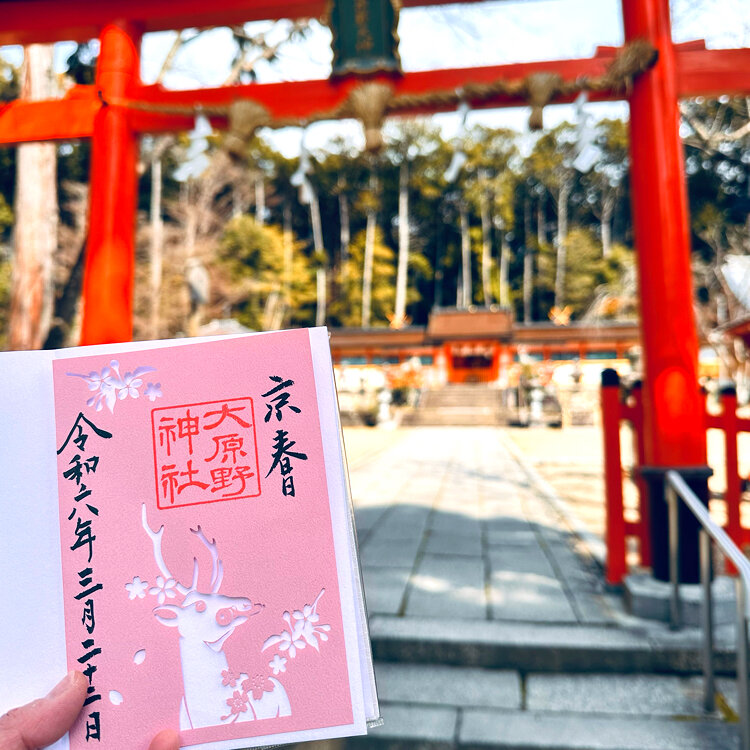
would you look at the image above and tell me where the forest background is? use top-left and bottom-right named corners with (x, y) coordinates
top-left (0, 0), bottom-right (747, 362)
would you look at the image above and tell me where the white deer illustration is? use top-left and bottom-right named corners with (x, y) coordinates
top-left (141, 505), bottom-right (292, 729)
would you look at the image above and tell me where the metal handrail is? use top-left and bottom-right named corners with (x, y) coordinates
top-left (665, 469), bottom-right (750, 750)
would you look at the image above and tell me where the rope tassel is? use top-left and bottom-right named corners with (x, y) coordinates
top-left (346, 82), bottom-right (394, 153)
top-left (524, 73), bottom-right (563, 131)
top-left (225, 99), bottom-right (271, 160)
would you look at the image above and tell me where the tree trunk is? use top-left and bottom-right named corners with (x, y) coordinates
top-left (338, 178), bottom-right (350, 274)
top-left (554, 178), bottom-right (571, 310)
top-left (434, 211), bottom-right (444, 309)
top-left (362, 176), bottom-right (377, 329)
top-left (601, 192), bottom-right (614, 258)
top-left (183, 182), bottom-right (200, 336)
top-left (281, 202), bottom-right (293, 327)
top-left (316, 267), bottom-right (326, 327)
top-left (308, 184), bottom-right (326, 327)
top-left (480, 190), bottom-right (492, 307)
top-left (308, 184), bottom-right (324, 257)
top-left (150, 152), bottom-right (164, 339)
top-left (499, 229), bottom-right (510, 308)
top-left (523, 196), bottom-right (533, 323)
top-left (255, 178), bottom-right (265, 226)
top-left (9, 44), bottom-right (57, 350)
top-left (537, 193), bottom-right (546, 248)
top-left (459, 204), bottom-right (471, 309)
top-left (394, 161), bottom-right (409, 326)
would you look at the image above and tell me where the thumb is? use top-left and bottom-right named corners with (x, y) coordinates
top-left (149, 729), bottom-right (180, 750)
top-left (0, 671), bottom-right (88, 750)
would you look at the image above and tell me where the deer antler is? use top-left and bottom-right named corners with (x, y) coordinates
top-left (191, 525), bottom-right (224, 593)
top-left (141, 504), bottom-right (191, 596)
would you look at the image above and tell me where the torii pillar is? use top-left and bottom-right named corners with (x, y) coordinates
top-left (622, 0), bottom-right (710, 582)
top-left (80, 22), bottom-right (141, 345)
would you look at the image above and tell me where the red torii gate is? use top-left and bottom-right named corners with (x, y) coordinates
top-left (1, 0), bottom-right (750, 581)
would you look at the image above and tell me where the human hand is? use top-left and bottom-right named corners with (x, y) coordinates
top-left (0, 672), bottom-right (180, 750)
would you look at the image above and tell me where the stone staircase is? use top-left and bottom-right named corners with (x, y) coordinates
top-left (401, 384), bottom-right (505, 426)
top-left (350, 618), bottom-right (742, 750)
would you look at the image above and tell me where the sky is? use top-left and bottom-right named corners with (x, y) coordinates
top-left (1, 0), bottom-right (748, 158)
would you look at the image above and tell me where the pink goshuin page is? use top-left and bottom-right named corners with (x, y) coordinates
top-left (47, 328), bottom-right (377, 749)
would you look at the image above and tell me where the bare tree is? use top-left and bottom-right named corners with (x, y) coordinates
top-left (361, 174), bottom-right (378, 329)
top-left (459, 202), bottom-right (472, 309)
top-left (394, 160), bottom-right (410, 325)
top-left (9, 45), bottom-right (57, 350)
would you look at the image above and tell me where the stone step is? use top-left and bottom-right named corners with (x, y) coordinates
top-left (421, 390), bottom-right (500, 401)
top-left (401, 414), bottom-right (504, 426)
top-left (351, 706), bottom-right (739, 749)
top-left (401, 408), bottom-right (505, 426)
top-left (368, 615), bottom-right (739, 675)
top-left (339, 663), bottom-right (741, 749)
top-left (419, 399), bottom-right (501, 409)
top-left (420, 396), bottom-right (500, 408)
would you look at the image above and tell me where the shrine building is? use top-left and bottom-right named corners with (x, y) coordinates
top-left (329, 308), bottom-right (639, 384)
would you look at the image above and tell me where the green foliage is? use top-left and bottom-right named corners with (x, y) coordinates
top-left (537, 228), bottom-right (634, 319)
top-left (214, 216), bottom-right (316, 330)
top-left (333, 227), bottom-right (396, 327)
top-left (0, 251), bottom-right (10, 349)
top-left (64, 42), bottom-right (98, 86)
top-left (0, 57), bottom-right (18, 225)
top-left (0, 193), bottom-right (12, 232)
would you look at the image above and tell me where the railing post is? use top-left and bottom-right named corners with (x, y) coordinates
top-left (700, 529), bottom-right (715, 712)
top-left (667, 481), bottom-right (681, 629)
top-left (601, 368), bottom-right (626, 585)
top-left (721, 384), bottom-right (741, 548)
top-left (736, 579), bottom-right (750, 750)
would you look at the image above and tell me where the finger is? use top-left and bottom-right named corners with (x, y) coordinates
top-left (148, 729), bottom-right (180, 750)
top-left (0, 671), bottom-right (87, 750)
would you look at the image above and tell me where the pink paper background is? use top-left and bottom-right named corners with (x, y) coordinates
top-left (52, 330), bottom-right (353, 750)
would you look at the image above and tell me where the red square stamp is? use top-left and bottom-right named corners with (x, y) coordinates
top-left (151, 398), bottom-right (261, 509)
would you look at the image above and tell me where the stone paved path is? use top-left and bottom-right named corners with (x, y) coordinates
top-left (352, 427), bottom-right (613, 627)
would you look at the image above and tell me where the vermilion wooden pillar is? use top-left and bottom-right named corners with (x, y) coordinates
top-left (80, 22), bottom-right (142, 344)
top-left (622, 0), bottom-right (710, 582)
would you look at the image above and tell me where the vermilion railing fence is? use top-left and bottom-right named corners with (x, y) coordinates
top-left (601, 369), bottom-right (750, 585)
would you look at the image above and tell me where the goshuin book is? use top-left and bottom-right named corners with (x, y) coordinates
top-left (0, 327), bottom-right (379, 750)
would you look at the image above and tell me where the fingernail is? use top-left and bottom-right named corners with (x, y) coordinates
top-left (46, 671), bottom-right (81, 699)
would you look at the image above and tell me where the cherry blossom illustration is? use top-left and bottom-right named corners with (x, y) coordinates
top-left (221, 691), bottom-right (249, 722)
top-left (262, 589), bottom-right (331, 659)
top-left (221, 669), bottom-right (240, 688)
top-left (67, 360), bottom-right (159, 412)
top-left (145, 383), bottom-right (163, 401)
top-left (148, 575), bottom-right (178, 605)
top-left (269, 655), bottom-right (287, 675)
top-left (125, 576), bottom-right (149, 600)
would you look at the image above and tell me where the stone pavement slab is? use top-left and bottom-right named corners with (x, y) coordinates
top-left (408, 555), bottom-right (487, 619)
top-left (425, 531), bottom-right (483, 557)
top-left (362, 537), bottom-right (422, 569)
top-left (374, 663), bottom-right (521, 710)
top-left (362, 567), bottom-right (411, 616)
top-left (362, 703), bottom-right (458, 747)
top-left (526, 673), bottom-right (712, 716)
top-left (457, 710), bottom-right (738, 750)
top-left (368, 615), bottom-right (654, 672)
